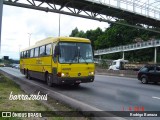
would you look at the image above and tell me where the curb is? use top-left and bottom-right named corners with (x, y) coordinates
top-left (96, 72), bottom-right (137, 78)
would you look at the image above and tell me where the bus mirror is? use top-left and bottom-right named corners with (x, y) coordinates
top-left (54, 46), bottom-right (60, 57)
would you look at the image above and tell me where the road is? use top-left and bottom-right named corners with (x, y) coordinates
top-left (0, 67), bottom-right (160, 119)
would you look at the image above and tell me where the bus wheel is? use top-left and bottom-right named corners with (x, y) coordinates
top-left (27, 71), bottom-right (32, 80)
top-left (46, 74), bottom-right (53, 87)
top-left (25, 70), bottom-right (28, 78)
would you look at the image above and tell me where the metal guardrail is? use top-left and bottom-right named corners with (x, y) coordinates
top-left (89, 0), bottom-right (160, 20)
top-left (94, 40), bottom-right (160, 56)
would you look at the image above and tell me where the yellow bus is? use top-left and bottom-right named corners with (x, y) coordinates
top-left (20, 37), bottom-right (95, 86)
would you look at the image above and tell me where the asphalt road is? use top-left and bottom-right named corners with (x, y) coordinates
top-left (1, 67), bottom-right (160, 119)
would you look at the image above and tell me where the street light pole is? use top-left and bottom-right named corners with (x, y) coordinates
top-left (59, 14), bottom-right (61, 37)
top-left (0, 0), bottom-right (3, 53)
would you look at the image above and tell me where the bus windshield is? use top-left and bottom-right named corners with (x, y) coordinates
top-left (59, 42), bottom-right (93, 64)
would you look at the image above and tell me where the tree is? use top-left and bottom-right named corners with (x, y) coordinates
top-left (69, 20), bottom-right (160, 63)
top-left (70, 27), bottom-right (79, 37)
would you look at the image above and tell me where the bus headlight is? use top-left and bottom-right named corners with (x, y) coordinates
top-left (89, 72), bottom-right (94, 75)
top-left (61, 73), bottom-right (65, 77)
top-left (61, 73), bottom-right (69, 77)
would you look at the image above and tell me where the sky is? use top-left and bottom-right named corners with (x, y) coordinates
top-left (1, 5), bottom-right (109, 60)
top-left (0, 0), bottom-right (158, 60)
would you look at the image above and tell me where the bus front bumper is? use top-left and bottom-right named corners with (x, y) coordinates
top-left (57, 76), bottom-right (94, 84)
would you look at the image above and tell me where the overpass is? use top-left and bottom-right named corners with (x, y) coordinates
top-left (1, 0), bottom-right (160, 50)
top-left (94, 40), bottom-right (160, 63)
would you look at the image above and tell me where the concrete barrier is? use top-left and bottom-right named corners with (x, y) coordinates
top-left (96, 69), bottom-right (138, 78)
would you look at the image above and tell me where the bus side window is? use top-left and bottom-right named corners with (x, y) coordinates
top-left (25, 51), bottom-right (28, 58)
top-left (20, 52), bottom-right (23, 58)
top-left (46, 44), bottom-right (51, 55)
top-left (52, 43), bottom-right (57, 62)
top-left (26, 51), bottom-right (28, 58)
top-left (28, 50), bottom-right (30, 58)
top-left (35, 47), bottom-right (39, 57)
top-left (33, 48), bottom-right (35, 57)
top-left (40, 46), bottom-right (45, 56)
top-left (52, 43), bottom-right (56, 56)
top-left (24, 51), bottom-right (26, 58)
top-left (30, 49), bottom-right (34, 57)
top-left (22, 52), bottom-right (24, 58)
top-left (27, 50), bottom-right (30, 58)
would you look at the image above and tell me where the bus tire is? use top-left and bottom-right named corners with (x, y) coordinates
top-left (25, 70), bottom-right (28, 78)
top-left (27, 71), bottom-right (32, 80)
top-left (24, 69), bottom-right (26, 75)
top-left (46, 74), bottom-right (53, 87)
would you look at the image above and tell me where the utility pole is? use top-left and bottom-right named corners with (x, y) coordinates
top-left (154, 47), bottom-right (157, 64)
top-left (0, 0), bottom-right (3, 53)
top-left (122, 51), bottom-right (125, 60)
top-left (59, 14), bottom-right (61, 37)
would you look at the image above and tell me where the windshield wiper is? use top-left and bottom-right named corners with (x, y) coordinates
top-left (79, 55), bottom-right (88, 64)
top-left (70, 55), bottom-right (78, 64)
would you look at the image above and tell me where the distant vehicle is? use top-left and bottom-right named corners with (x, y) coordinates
top-left (11, 64), bottom-right (16, 68)
top-left (14, 64), bottom-right (20, 69)
top-left (0, 63), bottom-right (5, 67)
top-left (124, 63), bottom-right (145, 71)
top-left (20, 37), bottom-right (95, 87)
top-left (109, 59), bottom-right (128, 70)
top-left (137, 65), bottom-right (160, 84)
top-left (109, 59), bottom-right (145, 71)
top-left (12, 64), bottom-right (20, 69)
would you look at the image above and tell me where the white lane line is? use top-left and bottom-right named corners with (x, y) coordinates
top-left (152, 96), bottom-right (160, 100)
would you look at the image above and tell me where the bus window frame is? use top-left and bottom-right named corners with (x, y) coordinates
top-left (20, 43), bottom-right (53, 59)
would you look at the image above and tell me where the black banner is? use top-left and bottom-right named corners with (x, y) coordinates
top-left (0, 111), bottom-right (160, 117)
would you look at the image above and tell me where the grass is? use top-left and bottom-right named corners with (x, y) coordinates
top-left (0, 73), bottom-right (53, 120)
top-left (0, 73), bottom-right (49, 111)
top-left (0, 73), bottom-right (89, 120)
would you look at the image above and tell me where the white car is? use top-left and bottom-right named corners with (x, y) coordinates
top-left (12, 64), bottom-right (20, 69)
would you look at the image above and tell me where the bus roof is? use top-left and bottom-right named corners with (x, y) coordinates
top-left (21, 37), bottom-right (91, 52)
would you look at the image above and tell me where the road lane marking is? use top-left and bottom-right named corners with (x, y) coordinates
top-left (152, 96), bottom-right (160, 100)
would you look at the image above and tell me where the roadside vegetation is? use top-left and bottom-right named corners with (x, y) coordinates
top-left (0, 73), bottom-right (89, 120)
top-left (95, 60), bottom-right (109, 69)
top-left (70, 20), bottom-right (160, 63)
